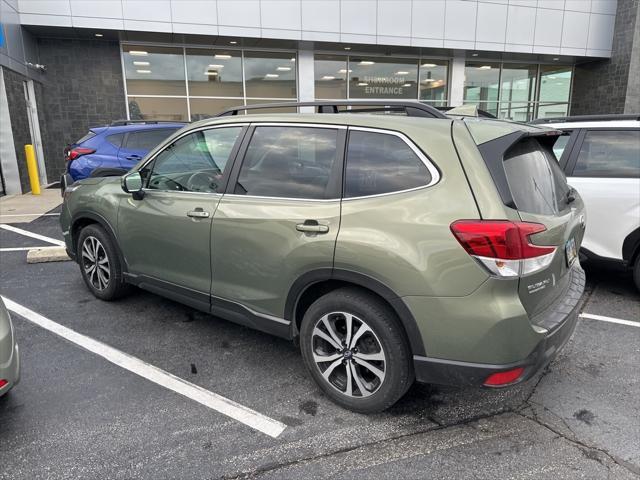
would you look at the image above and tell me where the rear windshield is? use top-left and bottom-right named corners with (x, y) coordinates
top-left (75, 131), bottom-right (96, 144)
top-left (503, 138), bottom-right (570, 215)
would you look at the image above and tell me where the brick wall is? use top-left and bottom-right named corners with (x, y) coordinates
top-left (36, 38), bottom-right (126, 181)
top-left (571, 0), bottom-right (640, 115)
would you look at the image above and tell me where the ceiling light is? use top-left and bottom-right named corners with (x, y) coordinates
top-left (359, 61), bottom-right (375, 65)
top-left (208, 64), bottom-right (224, 68)
top-left (277, 66), bottom-right (291, 71)
top-left (396, 71), bottom-right (410, 75)
top-left (129, 50), bottom-right (148, 56)
top-left (471, 53), bottom-right (478, 57)
top-left (215, 54), bottom-right (232, 59)
top-left (479, 65), bottom-right (492, 70)
top-left (205, 71), bottom-right (218, 76)
top-left (290, 57), bottom-right (296, 62)
top-left (133, 61), bottom-right (149, 66)
top-left (358, 82), bottom-right (368, 86)
top-left (229, 41), bottom-right (237, 44)
top-left (403, 83), bottom-right (411, 87)
top-left (265, 73), bottom-right (279, 78)
top-left (94, 33), bottom-right (103, 37)
top-left (136, 69), bottom-right (151, 73)
top-left (422, 63), bottom-right (436, 68)
top-left (338, 69), bottom-right (353, 73)
top-left (422, 78), bottom-right (435, 83)
top-left (322, 76), bottom-right (335, 80)
top-left (553, 57), bottom-right (559, 61)
top-left (344, 47), bottom-right (351, 50)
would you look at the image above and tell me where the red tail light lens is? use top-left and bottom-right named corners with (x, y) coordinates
top-left (451, 220), bottom-right (556, 277)
top-left (66, 147), bottom-right (95, 161)
top-left (484, 367), bottom-right (525, 386)
top-left (0, 379), bottom-right (8, 389)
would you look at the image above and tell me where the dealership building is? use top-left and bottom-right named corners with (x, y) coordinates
top-left (1, 0), bottom-right (639, 195)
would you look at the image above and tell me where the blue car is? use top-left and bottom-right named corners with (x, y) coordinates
top-left (64, 120), bottom-right (185, 181)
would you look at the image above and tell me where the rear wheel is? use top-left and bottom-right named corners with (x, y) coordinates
top-left (300, 288), bottom-right (413, 413)
top-left (77, 224), bottom-right (131, 300)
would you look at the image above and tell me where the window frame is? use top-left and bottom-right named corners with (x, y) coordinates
top-left (135, 123), bottom-right (249, 195)
top-left (225, 122), bottom-right (348, 201)
top-left (565, 128), bottom-right (640, 178)
top-left (342, 126), bottom-right (441, 201)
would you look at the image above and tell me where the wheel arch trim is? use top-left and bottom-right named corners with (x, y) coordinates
top-left (70, 211), bottom-right (128, 271)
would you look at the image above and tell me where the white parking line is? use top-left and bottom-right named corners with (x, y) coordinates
top-left (579, 313), bottom-right (639, 328)
top-left (0, 213), bottom-right (60, 217)
top-left (2, 296), bottom-right (287, 438)
top-left (0, 224), bottom-right (65, 247)
top-left (1, 246), bottom-right (60, 252)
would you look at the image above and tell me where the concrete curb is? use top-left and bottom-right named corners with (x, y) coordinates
top-left (26, 247), bottom-right (71, 264)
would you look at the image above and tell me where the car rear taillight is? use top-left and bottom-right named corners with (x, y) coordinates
top-left (450, 220), bottom-right (556, 277)
top-left (65, 147), bottom-right (95, 162)
top-left (483, 367), bottom-right (525, 386)
top-left (0, 379), bottom-right (8, 389)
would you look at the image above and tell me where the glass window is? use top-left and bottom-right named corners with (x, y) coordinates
top-left (128, 97), bottom-right (188, 121)
top-left (500, 64), bottom-right (536, 104)
top-left (503, 138), bottom-right (570, 215)
top-left (419, 60), bottom-right (448, 105)
top-left (315, 55), bottom-right (348, 99)
top-left (464, 101), bottom-right (499, 117)
top-left (345, 131), bottom-right (431, 198)
top-left (464, 62), bottom-right (500, 104)
top-left (125, 129), bottom-right (178, 151)
top-left (573, 130), bottom-right (640, 178)
top-left (539, 66), bottom-right (572, 103)
top-left (499, 102), bottom-right (535, 122)
top-left (552, 134), bottom-right (571, 161)
top-left (123, 45), bottom-right (186, 96)
top-left (189, 98), bottom-right (244, 120)
top-left (349, 57), bottom-right (418, 99)
top-left (145, 127), bottom-right (243, 192)
top-left (537, 103), bottom-right (569, 119)
top-left (106, 133), bottom-right (124, 148)
top-left (186, 49), bottom-right (243, 97)
top-left (236, 126), bottom-right (339, 199)
top-left (244, 52), bottom-right (297, 99)
top-left (244, 99), bottom-right (297, 114)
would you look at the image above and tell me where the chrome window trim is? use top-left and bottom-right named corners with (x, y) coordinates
top-left (141, 189), bottom-right (223, 197)
top-left (222, 193), bottom-right (341, 203)
top-left (211, 294), bottom-right (290, 325)
top-left (248, 122), bottom-right (347, 130)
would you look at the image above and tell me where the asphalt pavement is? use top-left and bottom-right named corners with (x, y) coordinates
top-left (0, 214), bottom-right (638, 479)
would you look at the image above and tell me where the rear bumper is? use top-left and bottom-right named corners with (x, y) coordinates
top-left (413, 264), bottom-right (585, 387)
top-left (0, 343), bottom-right (20, 397)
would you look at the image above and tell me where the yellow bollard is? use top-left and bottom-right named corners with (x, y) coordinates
top-left (24, 144), bottom-right (41, 195)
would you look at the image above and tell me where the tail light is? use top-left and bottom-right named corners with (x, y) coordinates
top-left (65, 147), bottom-right (95, 162)
top-left (450, 220), bottom-right (556, 277)
top-left (0, 379), bottom-right (7, 389)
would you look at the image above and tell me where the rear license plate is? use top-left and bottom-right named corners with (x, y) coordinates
top-left (565, 237), bottom-right (577, 267)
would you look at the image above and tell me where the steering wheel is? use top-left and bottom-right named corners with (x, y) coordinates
top-left (186, 171), bottom-right (219, 192)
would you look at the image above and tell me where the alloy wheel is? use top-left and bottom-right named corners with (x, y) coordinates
top-left (311, 312), bottom-right (386, 398)
top-left (81, 236), bottom-right (110, 291)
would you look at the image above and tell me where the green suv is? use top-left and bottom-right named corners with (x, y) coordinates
top-left (60, 103), bottom-right (586, 412)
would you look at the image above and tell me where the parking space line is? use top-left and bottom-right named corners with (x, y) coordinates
top-left (0, 213), bottom-right (60, 217)
top-left (1, 246), bottom-right (60, 252)
top-left (579, 313), bottom-right (639, 328)
top-left (0, 224), bottom-right (65, 247)
top-left (1, 296), bottom-right (287, 438)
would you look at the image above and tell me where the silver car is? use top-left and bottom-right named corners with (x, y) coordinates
top-left (0, 297), bottom-right (20, 396)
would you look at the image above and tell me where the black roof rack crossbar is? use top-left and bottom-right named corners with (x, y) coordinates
top-left (531, 114), bottom-right (640, 124)
top-left (109, 119), bottom-right (184, 126)
top-left (216, 100), bottom-right (448, 119)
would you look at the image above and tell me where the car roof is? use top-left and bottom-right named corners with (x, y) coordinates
top-left (534, 120), bottom-right (640, 129)
top-left (91, 122), bottom-right (186, 134)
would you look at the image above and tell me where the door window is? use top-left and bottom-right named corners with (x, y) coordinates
top-left (345, 130), bottom-right (432, 198)
top-left (125, 128), bottom-right (179, 151)
top-left (143, 126), bottom-right (243, 193)
top-left (572, 130), bottom-right (640, 178)
top-left (235, 126), bottom-right (340, 199)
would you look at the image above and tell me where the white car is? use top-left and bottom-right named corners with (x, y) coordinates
top-left (532, 115), bottom-right (640, 290)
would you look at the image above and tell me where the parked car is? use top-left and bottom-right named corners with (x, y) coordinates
top-left (64, 120), bottom-right (185, 181)
top-left (60, 101), bottom-right (586, 412)
top-left (532, 114), bottom-right (640, 290)
top-left (0, 297), bottom-right (20, 397)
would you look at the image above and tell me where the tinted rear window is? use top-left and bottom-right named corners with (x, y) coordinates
top-left (503, 138), bottom-right (570, 215)
top-left (107, 133), bottom-right (124, 147)
top-left (125, 128), bottom-right (178, 150)
top-left (75, 131), bottom-right (96, 144)
top-left (573, 130), bottom-right (640, 178)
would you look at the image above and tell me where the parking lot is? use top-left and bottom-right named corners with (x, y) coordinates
top-left (1, 211), bottom-right (638, 480)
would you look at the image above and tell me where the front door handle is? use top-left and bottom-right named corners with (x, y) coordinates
top-left (296, 221), bottom-right (329, 234)
top-left (187, 208), bottom-right (210, 218)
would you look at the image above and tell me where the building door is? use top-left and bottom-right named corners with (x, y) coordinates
top-left (23, 80), bottom-right (47, 185)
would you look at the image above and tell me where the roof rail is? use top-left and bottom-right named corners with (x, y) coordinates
top-left (436, 105), bottom-right (496, 119)
top-left (531, 114), bottom-right (640, 124)
top-left (109, 119), bottom-right (185, 126)
top-left (216, 100), bottom-right (448, 119)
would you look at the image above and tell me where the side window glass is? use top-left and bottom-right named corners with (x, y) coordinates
top-left (552, 133), bottom-right (571, 161)
top-left (107, 133), bottom-right (124, 148)
top-left (235, 126), bottom-right (339, 199)
top-left (145, 126), bottom-right (243, 193)
top-left (125, 128), bottom-right (178, 151)
top-left (573, 130), bottom-right (640, 178)
top-left (345, 130), bottom-right (432, 198)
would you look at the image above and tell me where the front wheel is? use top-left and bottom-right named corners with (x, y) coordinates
top-left (300, 288), bottom-right (413, 413)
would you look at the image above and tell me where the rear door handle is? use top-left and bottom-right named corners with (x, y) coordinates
top-left (187, 209), bottom-right (210, 218)
top-left (296, 221), bottom-right (329, 234)
top-left (126, 154), bottom-right (142, 161)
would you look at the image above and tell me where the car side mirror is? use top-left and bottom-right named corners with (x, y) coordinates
top-left (121, 172), bottom-right (144, 200)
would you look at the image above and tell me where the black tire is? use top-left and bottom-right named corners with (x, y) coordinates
top-left (634, 258), bottom-right (640, 293)
top-left (77, 224), bottom-right (131, 301)
top-left (300, 287), bottom-right (414, 413)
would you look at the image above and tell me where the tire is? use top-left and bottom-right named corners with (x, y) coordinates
top-left (300, 287), bottom-right (414, 413)
top-left (634, 258), bottom-right (640, 293)
top-left (77, 224), bottom-right (131, 301)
